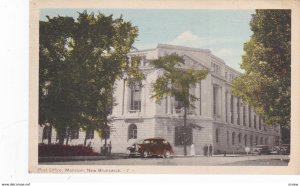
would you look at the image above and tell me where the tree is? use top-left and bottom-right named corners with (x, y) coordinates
top-left (150, 53), bottom-right (208, 156)
top-left (39, 11), bottom-right (143, 145)
top-left (231, 10), bottom-right (291, 141)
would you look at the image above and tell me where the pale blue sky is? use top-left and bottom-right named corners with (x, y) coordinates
top-left (40, 9), bottom-right (255, 72)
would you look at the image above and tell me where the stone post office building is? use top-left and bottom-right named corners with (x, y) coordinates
top-left (39, 44), bottom-right (281, 155)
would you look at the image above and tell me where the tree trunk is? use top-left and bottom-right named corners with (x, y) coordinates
top-left (84, 131), bottom-right (87, 146)
top-left (183, 106), bottom-right (187, 156)
top-left (104, 115), bottom-right (108, 156)
top-left (58, 129), bottom-right (64, 145)
top-left (47, 125), bottom-right (52, 144)
top-left (66, 129), bottom-right (70, 145)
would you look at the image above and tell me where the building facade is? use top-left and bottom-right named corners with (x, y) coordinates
top-left (39, 44), bottom-right (281, 155)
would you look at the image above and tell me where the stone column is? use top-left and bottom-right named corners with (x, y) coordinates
top-left (167, 96), bottom-right (172, 115)
top-left (141, 79), bottom-right (146, 116)
top-left (225, 90), bottom-right (229, 124)
top-left (233, 96), bottom-right (237, 125)
top-left (218, 86), bottom-right (222, 119)
top-left (195, 82), bottom-right (200, 116)
top-left (123, 79), bottom-right (129, 115)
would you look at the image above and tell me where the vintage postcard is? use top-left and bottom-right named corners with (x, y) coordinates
top-left (29, 0), bottom-right (300, 174)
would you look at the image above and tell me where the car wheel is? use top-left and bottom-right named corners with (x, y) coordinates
top-left (164, 150), bottom-right (171, 158)
top-left (126, 150), bottom-right (132, 158)
top-left (142, 150), bottom-right (149, 158)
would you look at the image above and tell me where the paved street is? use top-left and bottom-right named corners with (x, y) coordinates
top-left (40, 155), bottom-right (289, 166)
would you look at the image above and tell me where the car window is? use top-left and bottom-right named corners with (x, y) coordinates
top-left (151, 140), bottom-right (158, 145)
top-left (143, 140), bottom-right (150, 144)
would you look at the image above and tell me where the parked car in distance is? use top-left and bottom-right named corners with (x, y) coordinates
top-left (252, 145), bottom-right (270, 155)
top-left (270, 146), bottom-right (281, 155)
top-left (126, 138), bottom-right (174, 158)
top-left (270, 144), bottom-right (290, 155)
top-left (280, 144), bottom-right (290, 155)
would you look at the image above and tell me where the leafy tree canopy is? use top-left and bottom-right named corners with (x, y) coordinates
top-left (150, 53), bottom-right (208, 155)
top-left (39, 11), bottom-right (142, 143)
top-left (232, 10), bottom-right (291, 126)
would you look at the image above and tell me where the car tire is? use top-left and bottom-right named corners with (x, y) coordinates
top-left (164, 150), bottom-right (171, 158)
top-left (142, 150), bottom-right (149, 158)
top-left (126, 150), bottom-right (132, 158)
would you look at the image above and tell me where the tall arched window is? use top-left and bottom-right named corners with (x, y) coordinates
top-left (128, 124), bottom-right (137, 139)
top-left (130, 81), bottom-right (142, 112)
top-left (250, 135), bottom-right (253, 147)
top-left (232, 132), bottom-right (235, 145)
top-left (244, 135), bottom-right (248, 146)
top-left (255, 136), bottom-right (258, 146)
top-left (238, 133), bottom-right (241, 143)
top-left (227, 131), bottom-right (229, 145)
top-left (260, 137), bottom-right (263, 145)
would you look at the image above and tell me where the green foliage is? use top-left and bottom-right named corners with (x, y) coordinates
top-left (151, 53), bottom-right (208, 108)
top-left (232, 10), bottom-right (291, 126)
top-left (150, 53), bottom-right (208, 156)
top-left (39, 11), bottom-right (140, 143)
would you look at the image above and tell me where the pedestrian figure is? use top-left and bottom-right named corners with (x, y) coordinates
top-left (190, 143), bottom-right (195, 156)
top-left (203, 144), bottom-right (208, 156)
top-left (209, 144), bottom-right (213, 156)
top-left (108, 141), bottom-right (112, 156)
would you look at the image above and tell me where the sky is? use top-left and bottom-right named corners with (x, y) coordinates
top-left (40, 9), bottom-right (255, 72)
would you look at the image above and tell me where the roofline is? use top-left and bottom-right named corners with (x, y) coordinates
top-left (157, 43), bottom-right (211, 53)
top-left (225, 64), bottom-right (242, 75)
top-left (128, 47), bottom-right (156, 55)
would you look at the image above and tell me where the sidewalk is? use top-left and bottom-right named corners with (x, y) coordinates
top-left (38, 153), bottom-right (127, 163)
top-left (39, 153), bottom-right (289, 163)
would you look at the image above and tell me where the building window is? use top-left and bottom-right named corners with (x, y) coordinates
top-left (265, 138), bottom-right (268, 145)
top-left (70, 128), bottom-right (79, 139)
top-left (175, 126), bottom-right (192, 146)
top-left (128, 124), bottom-right (137, 139)
top-left (42, 126), bottom-right (52, 140)
top-left (254, 115), bottom-right (257, 129)
top-left (259, 117), bottom-right (262, 130)
top-left (225, 91), bottom-right (228, 122)
top-left (260, 137), bottom-right (263, 145)
top-left (86, 129), bottom-right (94, 139)
top-left (213, 85), bottom-right (218, 116)
top-left (212, 63), bottom-right (220, 74)
top-left (250, 135), bottom-right (253, 147)
top-left (238, 133), bottom-right (241, 143)
top-left (244, 135), bottom-right (248, 146)
top-left (248, 106), bottom-right (252, 128)
top-left (227, 131), bottom-right (229, 145)
top-left (230, 95), bottom-right (234, 124)
top-left (130, 81), bottom-right (142, 112)
top-left (174, 95), bottom-right (184, 113)
top-left (215, 129), bottom-right (219, 143)
top-left (255, 136), bottom-right (258, 146)
top-left (232, 132), bottom-right (235, 145)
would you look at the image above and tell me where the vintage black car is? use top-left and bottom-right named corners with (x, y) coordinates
top-left (126, 138), bottom-right (174, 158)
top-left (252, 145), bottom-right (270, 155)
